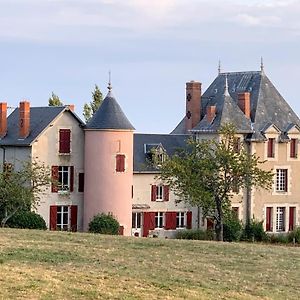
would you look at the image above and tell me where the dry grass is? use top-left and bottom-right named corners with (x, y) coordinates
top-left (0, 228), bottom-right (299, 299)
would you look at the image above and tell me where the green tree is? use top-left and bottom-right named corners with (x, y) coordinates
top-left (48, 92), bottom-right (63, 106)
top-left (157, 124), bottom-right (273, 241)
top-left (0, 160), bottom-right (52, 227)
top-left (83, 85), bottom-right (103, 122)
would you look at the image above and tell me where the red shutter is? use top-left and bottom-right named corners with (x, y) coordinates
top-left (143, 212), bottom-right (155, 237)
top-left (186, 211), bottom-right (192, 229)
top-left (284, 169), bottom-right (288, 192)
top-left (290, 139), bottom-right (296, 158)
top-left (116, 154), bottom-right (125, 172)
top-left (267, 138), bottom-right (274, 158)
top-left (119, 226), bottom-right (124, 235)
top-left (151, 185), bottom-right (157, 201)
top-left (78, 173), bottom-right (84, 192)
top-left (70, 205), bottom-right (78, 232)
top-left (70, 166), bottom-right (74, 192)
top-left (59, 129), bottom-right (71, 154)
top-left (163, 186), bottom-right (169, 201)
top-left (49, 205), bottom-right (57, 230)
top-left (165, 212), bottom-right (177, 230)
top-left (266, 207), bottom-right (272, 231)
top-left (51, 166), bottom-right (58, 193)
top-left (289, 207), bottom-right (295, 231)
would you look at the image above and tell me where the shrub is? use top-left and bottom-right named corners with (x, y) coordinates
top-left (269, 233), bottom-right (289, 244)
top-left (88, 213), bottom-right (120, 235)
top-left (175, 229), bottom-right (213, 240)
top-left (223, 216), bottom-right (243, 242)
top-left (241, 219), bottom-right (267, 242)
top-left (6, 211), bottom-right (46, 230)
top-left (287, 227), bottom-right (300, 244)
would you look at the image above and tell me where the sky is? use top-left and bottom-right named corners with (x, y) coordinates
top-left (0, 0), bottom-right (300, 133)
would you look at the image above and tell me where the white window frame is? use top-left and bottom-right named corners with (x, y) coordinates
top-left (155, 212), bottom-right (164, 229)
top-left (58, 166), bottom-right (70, 192)
top-left (56, 206), bottom-right (70, 230)
top-left (275, 169), bottom-right (287, 192)
top-left (156, 185), bottom-right (164, 201)
top-left (132, 212), bottom-right (141, 229)
top-left (176, 212), bottom-right (185, 228)
top-left (276, 207), bottom-right (285, 232)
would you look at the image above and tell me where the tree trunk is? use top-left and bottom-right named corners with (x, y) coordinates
top-left (1, 208), bottom-right (18, 228)
top-left (215, 197), bottom-right (223, 241)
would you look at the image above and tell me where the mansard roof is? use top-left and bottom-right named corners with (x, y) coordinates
top-left (85, 91), bottom-right (135, 131)
top-left (172, 71), bottom-right (300, 140)
top-left (0, 106), bottom-right (83, 146)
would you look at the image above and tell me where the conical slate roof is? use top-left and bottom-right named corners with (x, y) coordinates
top-left (85, 91), bottom-right (135, 130)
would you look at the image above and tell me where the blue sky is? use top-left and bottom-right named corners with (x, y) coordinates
top-left (0, 0), bottom-right (299, 133)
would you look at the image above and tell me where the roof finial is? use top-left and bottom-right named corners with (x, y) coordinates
top-left (224, 74), bottom-right (230, 96)
top-left (218, 60), bottom-right (221, 75)
top-left (108, 70), bottom-right (112, 92)
top-left (260, 57), bottom-right (265, 74)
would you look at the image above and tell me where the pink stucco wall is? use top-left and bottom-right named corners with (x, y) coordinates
top-left (83, 130), bottom-right (133, 236)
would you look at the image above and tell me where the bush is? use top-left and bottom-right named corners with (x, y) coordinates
top-left (223, 216), bottom-right (243, 242)
top-left (288, 227), bottom-right (300, 244)
top-left (7, 211), bottom-right (46, 230)
top-left (241, 219), bottom-right (268, 242)
top-left (88, 213), bottom-right (120, 235)
top-left (175, 229), bottom-right (213, 240)
top-left (269, 233), bottom-right (289, 244)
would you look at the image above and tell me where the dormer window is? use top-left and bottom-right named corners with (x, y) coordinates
top-left (144, 143), bottom-right (166, 167)
top-left (267, 138), bottom-right (275, 158)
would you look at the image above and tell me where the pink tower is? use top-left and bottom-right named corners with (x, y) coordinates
top-left (83, 82), bottom-right (135, 235)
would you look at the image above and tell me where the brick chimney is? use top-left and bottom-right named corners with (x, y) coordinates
top-left (185, 81), bottom-right (201, 132)
top-left (206, 105), bottom-right (216, 123)
top-left (238, 92), bottom-right (251, 119)
top-left (0, 102), bottom-right (7, 138)
top-left (19, 101), bottom-right (30, 139)
top-left (66, 104), bottom-right (75, 112)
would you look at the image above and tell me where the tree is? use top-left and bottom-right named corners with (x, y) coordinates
top-left (0, 160), bottom-right (52, 227)
top-left (83, 85), bottom-right (103, 122)
top-left (157, 124), bottom-right (273, 241)
top-left (48, 92), bottom-right (63, 106)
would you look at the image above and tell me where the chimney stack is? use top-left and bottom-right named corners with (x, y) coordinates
top-left (66, 104), bottom-right (75, 112)
top-left (0, 102), bottom-right (7, 138)
top-left (19, 101), bottom-right (30, 139)
top-left (206, 105), bottom-right (216, 123)
top-left (238, 92), bottom-right (251, 119)
top-left (185, 81), bottom-right (201, 132)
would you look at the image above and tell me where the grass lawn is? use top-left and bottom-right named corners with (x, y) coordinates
top-left (0, 229), bottom-right (299, 299)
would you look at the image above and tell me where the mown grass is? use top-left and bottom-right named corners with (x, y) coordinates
top-left (0, 228), bottom-right (299, 299)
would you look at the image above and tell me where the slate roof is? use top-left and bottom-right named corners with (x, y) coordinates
top-left (172, 71), bottom-right (300, 140)
top-left (0, 106), bottom-right (83, 146)
top-left (134, 133), bottom-right (190, 172)
top-left (85, 91), bottom-right (135, 130)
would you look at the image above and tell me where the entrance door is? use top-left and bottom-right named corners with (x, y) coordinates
top-left (132, 212), bottom-right (142, 237)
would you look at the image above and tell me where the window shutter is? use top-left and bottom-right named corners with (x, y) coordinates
top-left (289, 207), bottom-right (295, 231)
top-left (49, 205), bottom-right (57, 230)
top-left (151, 185), bottom-right (157, 201)
top-left (284, 169), bottom-right (288, 192)
top-left (266, 207), bottom-right (272, 231)
top-left (143, 212), bottom-right (155, 237)
top-left (78, 173), bottom-right (84, 192)
top-left (70, 166), bottom-right (74, 192)
top-left (119, 226), bottom-right (124, 235)
top-left (163, 186), bottom-right (169, 201)
top-left (116, 154), bottom-right (125, 172)
top-left (59, 129), bottom-right (71, 154)
top-left (51, 166), bottom-right (59, 193)
top-left (267, 138), bottom-right (274, 158)
top-left (186, 211), bottom-right (192, 229)
top-left (290, 139), bottom-right (296, 158)
top-left (165, 212), bottom-right (176, 230)
top-left (70, 205), bottom-right (78, 232)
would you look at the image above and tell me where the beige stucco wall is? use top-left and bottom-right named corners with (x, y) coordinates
top-left (32, 111), bottom-right (84, 230)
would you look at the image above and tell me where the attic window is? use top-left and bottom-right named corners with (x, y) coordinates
top-left (144, 144), bottom-right (166, 167)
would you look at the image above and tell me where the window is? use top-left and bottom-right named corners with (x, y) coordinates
top-left (51, 166), bottom-right (74, 193)
top-left (132, 212), bottom-right (141, 229)
top-left (266, 207), bottom-right (273, 232)
top-left (276, 169), bottom-right (288, 192)
top-left (289, 207), bottom-right (296, 231)
top-left (233, 137), bottom-right (241, 153)
top-left (267, 138), bottom-right (275, 158)
top-left (116, 154), bottom-right (125, 172)
top-left (78, 173), bottom-right (84, 192)
top-left (232, 207), bottom-right (239, 219)
top-left (155, 212), bottom-right (164, 228)
top-left (57, 206), bottom-right (69, 230)
top-left (50, 205), bottom-right (78, 231)
top-left (176, 212), bottom-right (185, 228)
top-left (151, 185), bottom-right (169, 201)
top-left (59, 129), bottom-right (71, 154)
top-left (290, 138), bottom-right (297, 158)
top-left (276, 207), bottom-right (285, 232)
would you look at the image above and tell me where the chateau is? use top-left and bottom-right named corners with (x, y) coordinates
top-left (0, 66), bottom-right (299, 237)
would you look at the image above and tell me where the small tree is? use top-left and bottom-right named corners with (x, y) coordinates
top-left (88, 213), bottom-right (120, 235)
top-left (83, 85), bottom-right (103, 122)
top-left (48, 92), bottom-right (63, 106)
top-left (158, 124), bottom-right (273, 241)
top-left (0, 160), bottom-right (51, 227)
